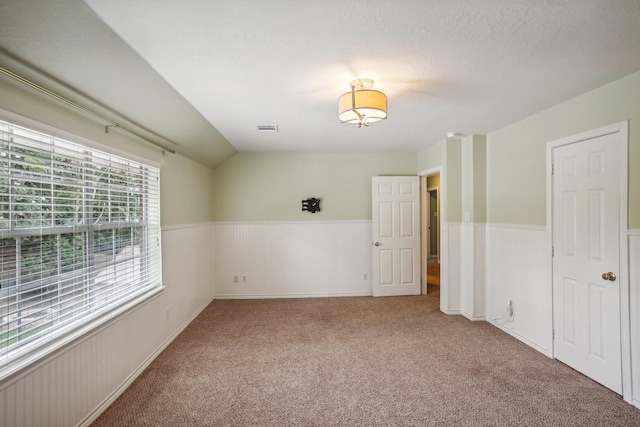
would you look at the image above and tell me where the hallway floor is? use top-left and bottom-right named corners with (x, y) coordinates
top-left (427, 258), bottom-right (440, 297)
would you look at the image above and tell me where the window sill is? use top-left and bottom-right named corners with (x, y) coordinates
top-left (0, 284), bottom-right (165, 385)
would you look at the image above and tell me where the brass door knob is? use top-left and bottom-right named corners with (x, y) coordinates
top-left (602, 272), bottom-right (617, 281)
top-left (374, 242), bottom-right (381, 246)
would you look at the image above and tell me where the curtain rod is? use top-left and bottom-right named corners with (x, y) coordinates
top-left (0, 65), bottom-right (176, 154)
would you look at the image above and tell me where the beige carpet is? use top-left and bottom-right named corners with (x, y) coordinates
top-left (92, 294), bottom-right (640, 426)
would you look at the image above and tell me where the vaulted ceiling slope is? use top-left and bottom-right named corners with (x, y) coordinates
top-left (0, 0), bottom-right (236, 168)
top-left (2, 1), bottom-right (640, 169)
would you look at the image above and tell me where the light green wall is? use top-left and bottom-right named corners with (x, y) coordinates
top-left (211, 152), bottom-right (417, 221)
top-left (462, 135), bottom-right (487, 223)
top-left (160, 154), bottom-right (216, 226)
top-left (446, 139), bottom-right (463, 223)
top-left (0, 77), bottom-right (214, 227)
top-left (417, 138), bottom-right (464, 222)
top-left (418, 140), bottom-right (467, 222)
top-left (487, 70), bottom-right (640, 228)
top-left (7, 64), bottom-right (639, 228)
top-left (417, 140), bottom-right (445, 173)
top-left (461, 136), bottom-right (473, 221)
top-left (472, 136), bottom-right (487, 223)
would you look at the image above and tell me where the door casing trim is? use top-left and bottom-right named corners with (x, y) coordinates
top-left (418, 166), bottom-right (447, 311)
top-left (546, 121), bottom-right (630, 402)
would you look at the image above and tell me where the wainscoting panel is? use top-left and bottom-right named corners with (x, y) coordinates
top-left (460, 223), bottom-right (475, 319)
top-left (213, 221), bottom-right (373, 298)
top-left (459, 223), bottom-right (486, 320)
top-left (630, 231), bottom-right (640, 408)
top-left (485, 224), bottom-right (552, 355)
top-left (0, 223), bottom-right (215, 427)
top-left (474, 225), bottom-right (486, 318)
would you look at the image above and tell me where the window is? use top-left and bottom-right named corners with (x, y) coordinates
top-left (0, 119), bottom-right (161, 370)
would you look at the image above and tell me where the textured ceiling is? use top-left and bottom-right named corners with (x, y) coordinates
top-left (2, 1), bottom-right (640, 167)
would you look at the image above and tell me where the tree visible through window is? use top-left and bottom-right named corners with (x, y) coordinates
top-left (0, 120), bottom-right (161, 367)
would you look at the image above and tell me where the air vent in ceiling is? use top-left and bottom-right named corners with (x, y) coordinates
top-left (257, 124), bottom-right (279, 133)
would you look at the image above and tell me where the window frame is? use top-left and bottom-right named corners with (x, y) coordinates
top-left (0, 111), bottom-right (163, 381)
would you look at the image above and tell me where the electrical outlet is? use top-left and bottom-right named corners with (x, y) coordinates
top-left (363, 273), bottom-right (368, 280)
top-left (242, 275), bottom-right (247, 283)
top-left (165, 307), bottom-right (170, 320)
top-left (233, 276), bottom-right (238, 283)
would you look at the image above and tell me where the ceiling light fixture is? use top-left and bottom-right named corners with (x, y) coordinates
top-left (338, 78), bottom-right (387, 128)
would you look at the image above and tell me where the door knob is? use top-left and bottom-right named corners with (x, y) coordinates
top-left (602, 272), bottom-right (616, 281)
top-left (374, 242), bottom-right (381, 246)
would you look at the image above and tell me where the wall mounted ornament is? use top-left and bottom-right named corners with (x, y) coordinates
top-left (302, 197), bottom-right (321, 213)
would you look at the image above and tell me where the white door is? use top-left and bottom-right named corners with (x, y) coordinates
top-left (552, 132), bottom-right (622, 393)
top-left (372, 176), bottom-right (420, 297)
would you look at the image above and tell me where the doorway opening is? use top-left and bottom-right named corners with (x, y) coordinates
top-left (421, 172), bottom-right (441, 297)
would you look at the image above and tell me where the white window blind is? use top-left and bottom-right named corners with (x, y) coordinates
top-left (0, 119), bottom-right (161, 367)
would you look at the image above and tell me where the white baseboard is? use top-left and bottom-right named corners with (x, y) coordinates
top-left (486, 317), bottom-right (552, 358)
top-left (462, 311), bottom-right (486, 322)
top-left (215, 292), bottom-right (373, 299)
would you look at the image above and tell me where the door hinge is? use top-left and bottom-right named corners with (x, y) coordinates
top-left (551, 164), bottom-right (554, 175)
top-left (552, 328), bottom-right (555, 339)
top-left (552, 246), bottom-right (554, 257)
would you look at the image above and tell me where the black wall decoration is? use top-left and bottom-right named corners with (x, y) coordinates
top-left (302, 197), bottom-right (321, 213)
